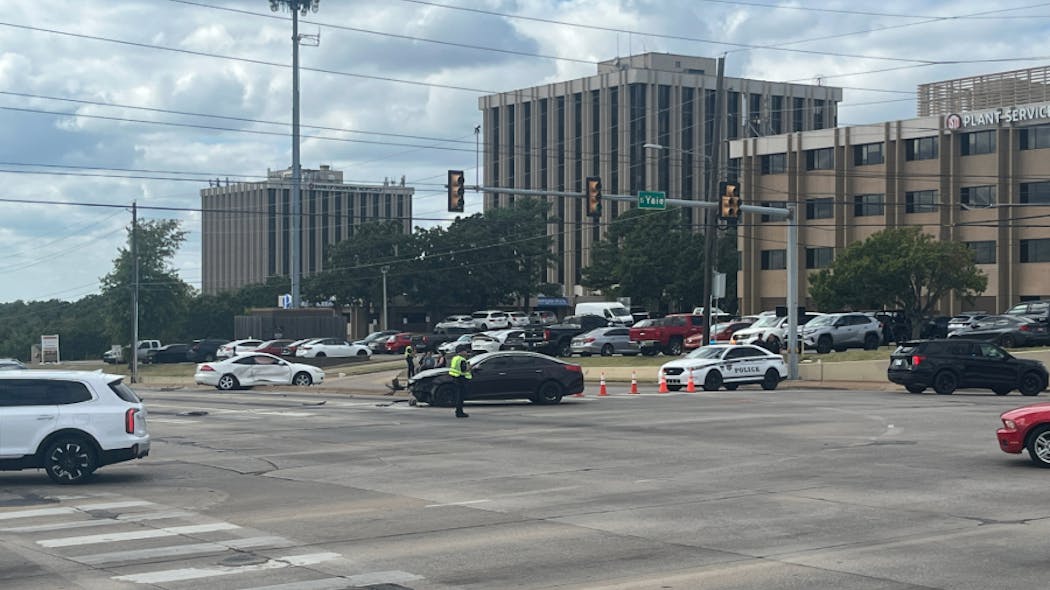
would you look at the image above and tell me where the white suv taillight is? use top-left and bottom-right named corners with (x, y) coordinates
top-left (125, 408), bottom-right (147, 435)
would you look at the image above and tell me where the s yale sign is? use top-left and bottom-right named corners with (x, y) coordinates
top-left (638, 191), bottom-right (667, 210)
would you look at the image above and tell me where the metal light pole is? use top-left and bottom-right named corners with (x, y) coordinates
top-left (270, 0), bottom-right (319, 308)
top-left (381, 266), bottom-right (389, 330)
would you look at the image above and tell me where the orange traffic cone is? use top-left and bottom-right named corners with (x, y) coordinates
top-left (630, 371), bottom-right (639, 394)
top-left (599, 372), bottom-right (608, 396)
top-left (658, 371), bottom-right (669, 393)
top-left (686, 368), bottom-right (696, 393)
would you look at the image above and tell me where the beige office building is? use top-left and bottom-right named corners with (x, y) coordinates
top-left (731, 95), bottom-right (1050, 315)
top-left (201, 165), bottom-right (413, 294)
top-left (478, 52), bottom-right (841, 293)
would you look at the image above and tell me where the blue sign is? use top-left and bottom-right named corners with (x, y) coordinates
top-left (537, 296), bottom-right (570, 307)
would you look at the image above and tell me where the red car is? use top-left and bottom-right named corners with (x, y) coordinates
top-left (997, 402), bottom-right (1050, 467)
top-left (255, 339), bottom-right (294, 356)
top-left (384, 333), bottom-right (429, 354)
top-left (684, 321), bottom-right (755, 351)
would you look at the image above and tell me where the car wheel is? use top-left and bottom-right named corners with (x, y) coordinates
top-left (1026, 425), bottom-right (1050, 467)
top-left (43, 437), bottom-right (97, 485)
top-left (703, 370), bottom-right (722, 391)
top-left (765, 337), bottom-right (781, 354)
top-left (356, 349), bottom-right (368, 357)
top-left (666, 385), bottom-right (683, 392)
top-left (481, 323), bottom-right (489, 330)
top-left (533, 381), bottom-right (564, 405)
top-left (292, 372), bottom-right (313, 386)
top-left (724, 383), bottom-right (739, 391)
top-left (816, 336), bottom-right (832, 355)
top-left (432, 383), bottom-right (457, 407)
top-left (315, 352), bottom-right (326, 358)
top-left (863, 333), bottom-right (879, 350)
top-left (600, 344), bottom-right (614, 357)
top-left (759, 369), bottom-right (779, 390)
top-left (558, 341), bottom-right (572, 357)
top-left (1000, 334), bottom-right (1016, 348)
top-left (906, 385), bottom-right (926, 394)
top-left (933, 370), bottom-right (958, 395)
top-left (666, 339), bottom-right (683, 356)
top-left (1019, 372), bottom-right (1045, 396)
top-left (993, 386), bottom-right (1012, 396)
top-left (217, 374), bottom-right (239, 391)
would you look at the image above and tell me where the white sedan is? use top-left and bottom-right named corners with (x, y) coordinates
top-left (195, 353), bottom-right (325, 390)
top-left (434, 315), bottom-right (475, 331)
top-left (439, 334), bottom-right (473, 354)
top-left (295, 338), bottom-right (371, 358)
top-left (658, 344), bottom-right (787, 391)
top-left (215, 339), bottom-right (263, 359)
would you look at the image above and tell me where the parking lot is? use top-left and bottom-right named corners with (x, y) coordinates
top-left (0, 384), bottom-right (1045, 589)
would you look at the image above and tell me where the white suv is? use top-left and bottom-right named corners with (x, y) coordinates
top-left (472, 310), bottom-right (511, 330)
top-left (801, 312), bottom-right (883, 354)
top-left (0, 371), bottom-right (150, 484)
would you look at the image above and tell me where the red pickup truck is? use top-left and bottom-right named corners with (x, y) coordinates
top-left (629, 314), bottom-right (706, 356)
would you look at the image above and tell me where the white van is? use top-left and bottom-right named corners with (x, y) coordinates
top-left (574, 302), bottom-right (634, 326)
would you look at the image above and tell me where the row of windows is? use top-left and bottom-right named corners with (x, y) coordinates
top-left (760, 126), bottom-right (1050, 175)
top-left (758, 239), bottom-right (1050, 269)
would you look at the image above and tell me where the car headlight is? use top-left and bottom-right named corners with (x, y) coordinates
top-left (1003, 419), bottom-right (1017, 430)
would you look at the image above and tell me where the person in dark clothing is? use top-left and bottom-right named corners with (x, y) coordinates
top-left (448, 344), bottom-right (473, 418)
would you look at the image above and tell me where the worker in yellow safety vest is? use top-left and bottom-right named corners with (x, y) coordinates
top-left (404, 342), bottom-right (416, 378)
top-left (447, 344), bottom-right (473, 418)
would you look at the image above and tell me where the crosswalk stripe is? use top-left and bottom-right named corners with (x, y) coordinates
top-left (39, 522), bottom-right (239, 548)
top-left (111, 552), bottom-right (341, 584)
top-left (74, 535), bottom-right (291, 566)
top-left (0, 510), bottom-right (192, 533)
top-left (74, 500), bottom-right (153, 511)
top-left (0, 507), bottom-right (76, 520)
top-left (245, 572), bottom-right (423, 590)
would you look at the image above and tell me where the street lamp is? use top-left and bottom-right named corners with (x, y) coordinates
top-left (380, 265), bottom-right (389, 330)
top-left (269, 0), bottom-right (320, 308)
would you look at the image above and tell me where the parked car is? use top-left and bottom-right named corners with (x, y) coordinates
top-left (865, 310), bottom-right (911, 345)
top-left (0, 358), bottom-right (26, 370)
top-left (658, 344), bottom-right (787, 392)
top-left (144, 343), bottom-right (190, 364)
top-left (186, 338), bottom-right (228, 363)
top-left (0, 370), bottom-right (150, 483)
top-left (434, 315), bottom-right (474, 332)
top-left (438, 334), bottom-right (474, 354)
top-left (472, 310), bottom-right (511, 330)
top-left (687, 320), bottom-right (757, 349)
top-left (630, 306), bottom-right (651, 324)
top-left (384, 333), bottom-right (431, 354)
top-left (731, 313), bottom-right (824, 353)
top-left (352, 330), bottom-right (398, 347)
top-left (507, 311), bottom-right (531, 327)
top-left (535, 314), bottom-right (610, 357)
top-left (1004, 300), bottom-right (1050, 324)
top-left (254, 339), bottom-right (295, 356)
top-left (947, 312), bottom-right (989, 333)
top-left (800, 312), bottom-right (882, 354)
top-left (296, 338), bottom-right (371, 358)
top-left (887, 339), bottom-right (1047, 395)
top-left (919, 316), bottom-right (951, 339)
top-left (947, 315), bottom-right (1048, 348)
top-left (997, 402), bottom-right (1050, 467)
top-left (629, 313), bottom-right (705, 356)
top-left (216, 339), bottom-right (263, 359)
top-left (570, 326), bottom-right (640, 357)
top-left (529, 310), bottom-right (558, 325)
top-left (282, 338), bottom-right (316, 356)
top-left (194, 352), bottom-right (325, 390)
top-left (470, 330), bottom-right (527, 354)
top-left (102, 340), bottom-right (162, 364)
top-left (408, 350), bottom-right (584, 406)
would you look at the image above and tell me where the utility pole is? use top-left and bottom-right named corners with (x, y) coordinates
top-left (700, 56), bottom-right (726, 344)
top-left (381, 265), bottom-right (389, 330)
top-left (270, 0), bottom-right (321, 308)
top-left (130, 201), bottom-right (139, 384)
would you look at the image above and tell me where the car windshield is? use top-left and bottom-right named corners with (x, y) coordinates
top-left (610, 307), bottom-right (633, 319)
top-left (684, 347), bottom-right (727, 360)
top-left (807, 315), bottom-right (835, 327)
top-left (751, 316), bottom-right (781, 328)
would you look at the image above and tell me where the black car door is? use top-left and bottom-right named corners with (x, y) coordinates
top-left (968, 342), bottom-right (1017, 388)
top-left (469, 356), bottom-right (516, 398)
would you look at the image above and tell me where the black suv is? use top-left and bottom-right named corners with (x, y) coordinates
top-left (1004, 300), bottom-right (1050, 323)
top-left (186, 338), bottom-right (228, 362)
top-left (888, 339), bottom-right (1048, 396)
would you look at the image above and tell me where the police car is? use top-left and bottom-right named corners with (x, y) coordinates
top-left (658, 344), bottom-right (787, 391)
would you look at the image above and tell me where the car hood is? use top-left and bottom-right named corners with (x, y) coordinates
top-left (411, 367), bottom-right (449, 382)
top-left (1001, 402), bottom-right (1050, 420)
top-left (660, 358), bottom-right (722, 371)
top-left (732, 326), bottom-right (771, 338)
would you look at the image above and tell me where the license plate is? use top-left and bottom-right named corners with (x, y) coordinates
top-left (892, 358), bottom-right (905, 367)
top-left (642, 340), bottom-right (657, 347)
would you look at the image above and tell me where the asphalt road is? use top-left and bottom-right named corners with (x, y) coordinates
top-left (0, 385), bottom-right (1046, 590)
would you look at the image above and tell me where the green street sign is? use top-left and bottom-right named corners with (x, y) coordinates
top-left (638, 191), bottom-right (667, 210)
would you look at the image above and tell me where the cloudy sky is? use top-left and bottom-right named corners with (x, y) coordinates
top-left (2, 0), bottom-right (1049, 302)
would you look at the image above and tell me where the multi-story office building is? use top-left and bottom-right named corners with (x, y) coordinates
top-left (201, 165), bottom-right (413, 294)
top-left (478, 52), bottom-right (842, 293)
top-left (919, 65), bottom-right (1050, 116)
top-left (732, 92), bottom-right (1050, 315)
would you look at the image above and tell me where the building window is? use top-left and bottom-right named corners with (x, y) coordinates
top-left (905, 136), bottom-right (938, 160)
top-left (727, 158), bottom-right (741, 182)
top-left (760, 153), bottom-right (787, 175)
top-left (905, 190), bottom-right (938, 213)
top-left (792, 97), bottom-right (805, 132)
top-left (813, 99), bottom-right (825, 129)
top-left (805, 148), bottom-right (834, 170)
top-left (853, 142), bottom-right (884, 166)
top-left (961, 130), bottom-right (995, 155)
top-left (1021, 239), bottom-right (1050, 263)
top-left (853, 194), bottom-right (885, 217)
top-left (806, 198), bottom-right (834, 219)
top-left (1020, 124), bottom-right (1050, 150)
top-left (966, 241), bottom-right (996, 264)
top-left (1020, 181), bottom-right (1050, 204)
top-left (960, 185), bottom-right (996, 208)
top-left (748, 93), bottom-right (762, 137)
top-left (761, 249), bottom-right (787, 270)
top-left (806, 247), bottom-right (834, 269)
top-left (771, 95), bottom-right (783, 134)
top-left (727, 91), bottom-right (740, 140)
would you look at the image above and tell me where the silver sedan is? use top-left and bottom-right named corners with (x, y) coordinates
top-left (570, 327), bottom-right (640, 357)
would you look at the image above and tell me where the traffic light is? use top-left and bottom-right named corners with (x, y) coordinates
top-left (585, 176), bottom-right (602, 218)
top-left (719, 181), bottom-right (741, 223)
top-left (447, 170), bottom-right (465, 213)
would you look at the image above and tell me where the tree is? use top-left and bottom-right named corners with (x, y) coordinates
top-left (99, 219), bottom-right (194, 345)
top-left (809, 227), bottom-right (987, 336)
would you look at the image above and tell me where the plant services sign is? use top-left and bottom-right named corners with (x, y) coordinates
top-left (947, 101), bottom-right (1050, 129)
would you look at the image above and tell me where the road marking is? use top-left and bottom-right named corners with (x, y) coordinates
top-left (74, 500), bottom-right (153, 511)
top-left (245, 571), bottom-right (424, 590)
top-left (111, 551), bottom-right (341, 584)
top-left (148, 418), bottom-right (200, 424)
top-left (252, 411), bottom-right (315, 417)
top-left (38, 522), bottom-right (239, 548)
top-left (1, 510), bottom-right (192, 533)
top-left (74, 535), bottom-right (291, 566)
top-left (0, 500), bottom-right (150, 520)
top-left (425, 499), bottom-right (491, 508)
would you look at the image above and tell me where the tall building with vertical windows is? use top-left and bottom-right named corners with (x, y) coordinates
top-left (478, 52), bottom-right (842, 294)
top-left (732, 94), bottom-right (1050, 315)
top-left (201, 165), bottom-right (413, 294)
